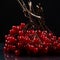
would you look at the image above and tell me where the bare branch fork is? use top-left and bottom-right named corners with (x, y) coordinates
top-left (17, 0), bottom-right (44, 29)
top-left (17, 0), bottom-right (52, 33)
top-left (17, 0), bottom-right (41, 19)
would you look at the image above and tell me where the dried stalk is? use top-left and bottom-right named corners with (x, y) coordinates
top-left (17, 0), bottom-right (41, 19)
top-left (17, 0), bottom-right (51, 33)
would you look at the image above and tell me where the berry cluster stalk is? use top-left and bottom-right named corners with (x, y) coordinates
top-left (17, 0), bottom-right (51, 32)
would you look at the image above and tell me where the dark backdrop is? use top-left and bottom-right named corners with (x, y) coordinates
top-left (0, 0), bottom-right (60, 42)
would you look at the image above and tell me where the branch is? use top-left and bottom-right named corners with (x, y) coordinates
top-left (17, 0), bottom-right (42, 19)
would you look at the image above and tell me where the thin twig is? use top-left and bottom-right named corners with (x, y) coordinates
top-left (17, 0), bottom-right (42, 19)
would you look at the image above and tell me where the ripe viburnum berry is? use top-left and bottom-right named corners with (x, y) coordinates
top-left (15, 50), bottom-right (20, 56)
top-left (4, 23), bottom-right (60, 56)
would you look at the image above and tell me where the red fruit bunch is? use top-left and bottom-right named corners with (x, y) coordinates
top-left (4, 23), bottom-right (60, 56)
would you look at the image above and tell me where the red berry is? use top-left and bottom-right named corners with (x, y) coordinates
top-left (5, 35), bottom-right (7, 39)
top-left (12, 26), bottom-right (17, 30)
top-left (30, 30), bottom-right (35, 34)
top-left (11, 45), bottom-right (16, 51)
top-left (58, 37), bottom-right (60, 42)
top-left (44, 30), bottom-right (47, 33)
top-left (40, 35), bottom-right (45, 41)
top-left (3, 46), bottom-right (7, 52)
top-left (5, 40), bottom-right (8, 43)
top-left (52, 36), bottom-right (57, 41)
top-left (57, 43), bottom-right (60, 49)
top-left (44, 37), bottom-right (51, 43)
top-left (5, 43), bottom-right (8, 47)
top-left (21, 23), bottom-right (25, 26)
top-left (51, 37), bottom-right (56, 43)
top-left (27, 30), bottom-right (31, 34)
top-left (53, 41), bottom-right (58, 47)
top-left (17, 42), bottom-right (23, 49)
top-left (9, 29), bottom-right (16, 35)
top-left (6, 37), bottom-right (16, 44)
top-left (44, 47), bottom-right (48, 53)
top-left (28, 45), bottom-right (35, 51)
top-left (15, 50), bottom-right (20, 56)
top-left (5, 45), bottom-right (11, 52)
top-left (33, 37), bottom-right (40, 44)
top-left (16, 26), bottom-right (20, 31)
top-left (18, 36), bottom-right (25, 42)
top-left (4, 23), bottom-right (60, 55)
top-left (41, 31), bottom-right (45, 35)
top-left (20, 23), bottom-right (25, 29)
top-left (19, 30), bottom-right (24, 36)
top-left (7, 45), bottom-right (12, 50)
top-left (33, 47), bottom-right (38, 54)
top-left (25, 38), bottom-right (31, 43)
top-left (16, 26), bottom-right (20, 33)
top-left (48, 33), bottom-right (53, 38)
top-left (19, 26), bottom-right (22, 30)
top-left (38, 45), bottom-right (43, 50)
top-left (37, 30), bottom-right (41, 36)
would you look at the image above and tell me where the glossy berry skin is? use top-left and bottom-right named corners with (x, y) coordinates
top-left (53, 41), bottom-right (58, 50)
top-left (48, 33), bottom-right (53, 38)
top-left (33, 38), bottom-right (40, 44)
top-left (6, 37), bottom-right (16, 44)
top-left (5, 35), bottom-right (8, 39)
top-left (53, 36), bottom-right (56, 40)
top-left (33, 47), bottom-right (38, 54)
top-left (53, 41), bottom-right (58, 47)
top-left (9, 29), bottom-right (16, 35)
top-left (25, 38), bottom-right (31, 44)
top-left (58, 37), bottom-right (60, 42)
top-left (57, 43), bottom-right (60, 49)
top-left (28, 45), bottom-right (35, 52)
top-left (15, 50), bottom-right (20, 56)
top-left (4, 47), bottom-right (7, 53)
top-left (11, 45), bottom-right (16, 51)
top-left (17, 42), bottom-right (23, 49)
top-left (44, 47), bottom-right (48, 53)
top-left (38, 45), bottom-right (43, 50)
top-left (4, 23), bottom-right (60, 56)
top-left (4, 45), bottom-right (11, 52)
top-left (16, 26), bottom-right (20, 31)
top-left (18, 36), bottom-right (25, 42)
top-left (12, 26), bottom-right (17, 30)
top-left (43, 42), bottom-right (51, 47)
top-left (20, 23), bottom-right (25, 29)
top-left (19, 30), bottom-right (24, 36)
top-left (5, 43), bottom-right (8, 47)
top-left (37, 30), bottom-right (41, 36)
top-left (30, 30), bottom-right (35, 35)
top-left (12, 26), bottom-right (20, 32)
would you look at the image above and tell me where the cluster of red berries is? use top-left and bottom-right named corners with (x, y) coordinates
top-left (4, 23), bottom-right (60, 56)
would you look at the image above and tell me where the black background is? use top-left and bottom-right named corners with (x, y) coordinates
top-left (0, 0), bottom-right (60, 42)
